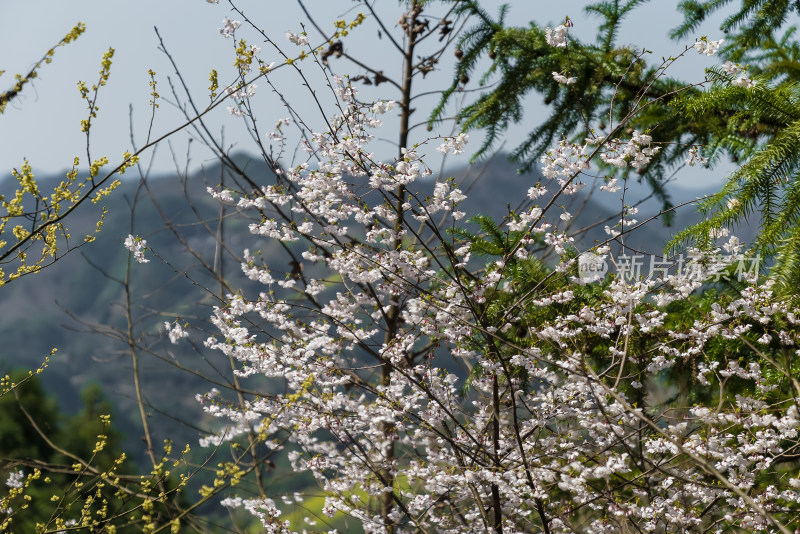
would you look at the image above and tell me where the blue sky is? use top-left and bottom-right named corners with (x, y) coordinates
top-left (1, 1), bottom-right (727, 188)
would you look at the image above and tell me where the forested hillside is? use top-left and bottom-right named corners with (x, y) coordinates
top-left (1, 154), bottom-right (712, 456)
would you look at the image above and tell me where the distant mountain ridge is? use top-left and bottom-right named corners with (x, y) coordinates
top-left (0, 153), bottom-right (738, 460)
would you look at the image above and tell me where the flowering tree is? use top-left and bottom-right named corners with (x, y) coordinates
top-left (131, 3), bottom-right (800, 533)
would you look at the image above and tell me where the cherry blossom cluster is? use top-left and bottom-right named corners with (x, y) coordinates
top-left (599, 130), bottom-right (660, 169)
top-left (437, 133), bottom-right (469, 155)
top-left (163, 321), bottom-right (189, 344)
top-left (723, 60), bottom-right (757, 88)
top-left (218, 17), bottom-right (241, 39)
top-left (685, 145), bottom-right (708, 166)
top-left (545, 24), bottom-right (569, 48)
top-left (539, 140), bottom-right (590, 190)
top-left (123, 234), bottom-right (149, 264)
top-left (694, 37), bottom-right (724, 56)
top-left (4, 471), bottom-right (23, 490)
top-left (552, 71), bottom-right (577, 85)
top-left (285, 31), bottom-right (309, 46)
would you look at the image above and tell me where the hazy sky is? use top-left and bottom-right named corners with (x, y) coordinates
top-left (2, 1), bottom-right (727, 187)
